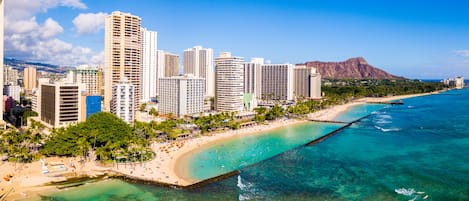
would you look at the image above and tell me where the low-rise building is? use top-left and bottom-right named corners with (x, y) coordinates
top-left (3, 84), bottom-right (21, 102)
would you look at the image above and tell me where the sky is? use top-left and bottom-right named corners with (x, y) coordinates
top-left (3, 0), bottom-right (469, 79)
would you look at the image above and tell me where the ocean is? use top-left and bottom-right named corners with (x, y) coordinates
top-left (42, 88), bottom-right (469, 201)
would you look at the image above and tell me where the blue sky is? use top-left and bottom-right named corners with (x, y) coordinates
top-left (4, 0), bottom-right (469, 78)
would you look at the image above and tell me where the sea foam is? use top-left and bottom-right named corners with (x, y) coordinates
top-left (394, 188), bottom-right (416, 196)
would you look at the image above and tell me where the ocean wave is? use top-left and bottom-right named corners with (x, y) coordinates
top-left (375, 126), bottom-right (402, 132)
top-left (395, 188), bottom-right (429, 200)
top-left (377, 114), bottom-right (392, 119)
top-left (238, 175), bottom-right (256, 201)
top-left (395, 188), bottom-right (415, 196)
top-left (376, 119), bottom-right (392, 124)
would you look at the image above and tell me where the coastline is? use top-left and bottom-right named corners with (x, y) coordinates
top-left (0, 92), bottom-right (435, 200)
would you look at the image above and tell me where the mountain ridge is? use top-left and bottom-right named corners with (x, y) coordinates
top-left (302, 57), bottom-right (404, 79)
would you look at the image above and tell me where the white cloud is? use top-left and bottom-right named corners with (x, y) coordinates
top-left (454, 50), bottom-right (469, 57)
top-left (5, 0), bottom-right (86, 20)
top-left (40, 18), bottom-right (64, 38)
top-left (73, 12), bottom-right (108, 35)
top-left (3, 0), bottom-right (104, 66)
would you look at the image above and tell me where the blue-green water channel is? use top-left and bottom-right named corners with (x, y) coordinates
top-left (42, 88), bottom-right (469, 200)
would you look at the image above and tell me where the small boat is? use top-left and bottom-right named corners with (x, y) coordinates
top-left (423, 195), bottom-right (429, 199)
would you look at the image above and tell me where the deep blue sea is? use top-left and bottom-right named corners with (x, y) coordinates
top-left (43, 88), bottom-right (469, 201)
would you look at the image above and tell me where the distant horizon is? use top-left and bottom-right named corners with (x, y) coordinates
top-left (3, 0), bottom-right (469, 79)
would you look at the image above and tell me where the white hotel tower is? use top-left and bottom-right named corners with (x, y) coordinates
top-left (158, 75), bottom-right (205, 117)
top-left (214, 52), bottom-right (244, 112)
top-left (111, 78), bottom-right (135, 123)
top-left (141, 28), bottom-right (158, 103)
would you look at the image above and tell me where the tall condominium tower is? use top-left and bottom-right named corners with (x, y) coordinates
top-left (158, 75), bottom-right (205, 117)
top-left (0, 0), bottom-right (3, 121)
top-left (104, 11), bottom-right (142, 111)
top-left (24, 67), bottom-right (37, 93)
top-left (214, 52), bottom-right (244, 112)
top-left (183, 46), bottom-right (214, 97)
top-left (261, 64), bottom-right (294, 101)
top-left (165, 52), bottom-right (180, 77)
top-left (141, 28), bottom-right (158, 103)
top-left (111, 77), bottom-right (135, 123)
top-left (67, 65), bottom-right (101, 95)
top-left (293, 65), bottom-right (321, 99)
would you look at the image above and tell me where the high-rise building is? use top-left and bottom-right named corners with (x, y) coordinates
top-left (141, 28), bottom-right (158, 103)
top-left (24, 67), bottom-right (37, 93)
top-left (40, 82), bottom-right (85, 128)
top-left (4, 66), bottom-right (19, 85)
top-left (67, 65), bottom-right (101, 95)
top-left (158, 75), bottom-right (205, 117)
top-left (104, 11), bottom-right (142, 112)
top-left (183, 46), bottom-right (214, 97)
top-left (156, 50), bottom-right (166, 77)
top-left (165, 52), bottom-right (180, 77)
top-left (3, 85), bottom-right (21, 102)
top-left (443, 76), bottom-right (465, 89)
top-left (455, 76), bottom-right (465, 89)
top-left (111, 77), bottom-right (135, 123)
top-left (214, 52), bottom-right (244, 112)
top-left (243, 58), bottom-right (264, 99)
top-left (261, 64), bottom-right (294, 101)
top-left (293, 65), bottom-right (321, 99)
top-left (0, 0), bottom-right (4, 122)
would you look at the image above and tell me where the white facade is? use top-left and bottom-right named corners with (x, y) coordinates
top-left (455, 76), bottom-right (465, 89)
top-left (66, 65), bottom-right (100, 95)
top-left (261, 64), bottom-right (294, 101)
top-left (111, 78), bottom-right (135, 123)
top-left (141, 28), bottom-right (158, 103)
top-left (4, 85), bottom-right (21, 102)
top-left (183, 46), bottom-right (214, 97)
top-left (158, 75), bottom-right (205, 117)
top-left (214, 52), bottom-right (244, 112)
top-left (104, 11), bottom-right (142, 111)
top-left (156, 50), bottom-right (166, 84)
top-left (443, 76), bottom-right (465, 89)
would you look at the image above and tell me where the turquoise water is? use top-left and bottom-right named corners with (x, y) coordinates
top-left (185, 122), bottom-right (344, 180)
top-left (43, 88), bottom-right (469, 201)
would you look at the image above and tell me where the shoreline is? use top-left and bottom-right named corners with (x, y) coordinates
top-left (0, 92), bottom-right (435, 200)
